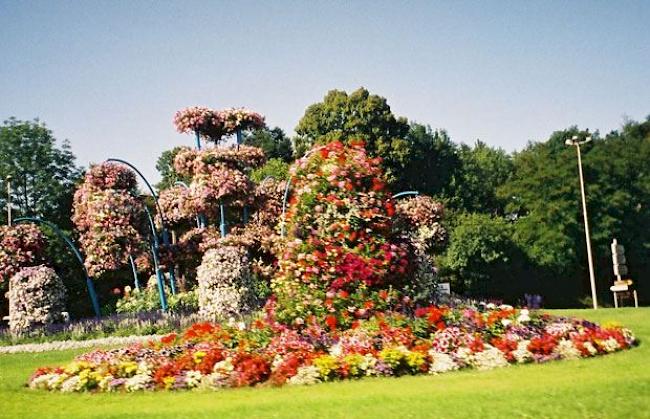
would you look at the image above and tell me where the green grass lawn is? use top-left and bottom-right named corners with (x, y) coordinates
top-left (1, 308), bottom-right (649, 419)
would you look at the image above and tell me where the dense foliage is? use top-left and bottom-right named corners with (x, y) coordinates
top-left (0, 118), bottom-right (81, 228)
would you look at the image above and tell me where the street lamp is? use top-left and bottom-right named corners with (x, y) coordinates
top-left (565, 134), bottom-right (598, 309)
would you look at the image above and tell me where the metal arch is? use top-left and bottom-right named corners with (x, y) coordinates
top-left (174, 180), bottom-right (201, 228)
top-left (142, 206), bottom-right (169, 310)
top-left (13, 217), bottom-right (101, 318)
top-left (393, 191), bottom-right (420, 199)
top-left (105, 158), bottom-right (168, 229)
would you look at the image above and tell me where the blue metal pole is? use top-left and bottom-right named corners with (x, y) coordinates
top-left (236, 127), bottom-right (242, 150)
top-left (129, 254), bottom-right (140, 290)
top-left (243, 206), bottom-right (249, 224)
top-left (220, 204), bottom-right (227, 237)
top-left (14, 217), bottom-right (101, 318)
top-left (195, 130), bottom-right (202, 150)
top-left (151, 243), bottom-right (168, 312)
top-left (143, 206), bottom-right (168, 310)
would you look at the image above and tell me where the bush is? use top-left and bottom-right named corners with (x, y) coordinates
top-left (116, 277), bottom-right (198, 314)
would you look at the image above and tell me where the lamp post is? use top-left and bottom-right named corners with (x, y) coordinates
top-left (565, 134), bottom-right (598, 309)
top-left (5, 175), bottom-right (11, 226)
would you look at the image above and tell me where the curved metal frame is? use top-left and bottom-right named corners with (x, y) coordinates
top-left (393, 191), bottom-right (420, 199)
top-left (105, 158), bottom-right (176, 299)
top-left (14, 217), bottom-right (101, 318)
top-left (105, 158), bottom-right (169, 234)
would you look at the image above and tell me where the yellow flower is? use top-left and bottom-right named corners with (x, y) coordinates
top-left (193, 351), bottom-right (207, 364)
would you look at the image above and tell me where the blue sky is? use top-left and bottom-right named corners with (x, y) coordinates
top-left (1, 1), bottom-right (648, 184)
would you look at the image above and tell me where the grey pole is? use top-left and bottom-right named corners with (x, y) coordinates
top-left (565, 135), bottom-right (598, 309)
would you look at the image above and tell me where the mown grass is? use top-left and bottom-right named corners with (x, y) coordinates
top-left (1, 308), bottom-right (649, 418)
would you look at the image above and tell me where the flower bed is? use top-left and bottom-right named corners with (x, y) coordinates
top-left (28, 305), bottom-right (636, 392)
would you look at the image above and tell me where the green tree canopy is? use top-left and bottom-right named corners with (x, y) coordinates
top-left (0, 118), bottom-right (81, 228)
top-left (155, 146), bottom-right (188, 191)
top-left (243, 127), bottom-right (293, 163)
top-left (294, 87), bottom-right (410, 184)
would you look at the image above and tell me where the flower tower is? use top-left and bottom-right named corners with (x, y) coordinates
top-left (168, 106), bottom-right (273, 315)
top-left (72, 163), bottom-right (149, 277)
top-left (271, 140), bottom-right (412, 329)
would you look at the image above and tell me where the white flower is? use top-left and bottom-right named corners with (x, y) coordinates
top-left (470, 346), bottom-right (509, 370)
top-left (553, 339), bottom-right (581, 360)
top-left (501, 319), bottom-right (512, 327)
top-left (602, 337), bottom-right (620, 353)
top-left (185, 370), bottom-right (203, 388)
top-left (288, 366), bottom-right (321, 385)
top-left (428, 351), bottom-right (459, 374)
top-left (583, 342), bottom-right (598, 356)
top-left (60, 376), bottom-right (81, 393)
top-left (512, 341), bottom-right (533, 363)
top-left (125, 374), bottom-right (152, 391)
top-left (329, 343), bottom-right (342, 357)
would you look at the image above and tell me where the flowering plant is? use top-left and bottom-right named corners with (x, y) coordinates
top-left (220, 108), bottom-right (266, 133)
top-left (28, 305), bottom-right (637, 392)
top-left (173, 107), bottom-right (226, 142)
top-left (196, 246), bottom-right (255, 319)
top-left (72, 163), bottom-right (148, 277)
top-left (272, 140), bottom-right (412, 328)
top-left (0, 223), bottom-right (47, 285)
top-left (395, 196), bottom-right (447, 304)
top-left (173, 107), bottom-right (265, 143)
top-left (8, 265), bottom-right (66, 335)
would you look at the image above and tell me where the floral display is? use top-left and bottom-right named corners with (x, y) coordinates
top-left (173, 107), bottom-right (226, 142)
top-left (173, 107), bottom-right (265, 143)
top-left (27, 305), bottom-right (637, 392)
top-left (161, 146), bottom-right (264, 226)
top-left (271, 140), bottom-right (412, 328)
top-left (72, 163), bottom-right (148, 277)
top-left (0, 223), bottom-right (47, 285)
top-left (395, 196), bottom-right (447, 304)
top-left (220, 107), bottom-right (266, 133)
top-left (158, 185), bottom-right (194, 225)
top-left (196, 246), bottom-right (254, 318)
top-left (8, 265), bottom-right (66, 334)
top-left (173, 146), bottom-right (266, 178)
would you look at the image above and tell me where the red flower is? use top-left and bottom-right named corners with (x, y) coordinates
top-left (326, 315), bottom-right (338, 330)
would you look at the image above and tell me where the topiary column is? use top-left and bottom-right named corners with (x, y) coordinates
top-left (8, 265), bottom-right (66, 334)
top-left (196, 246), bottom-right (254, 319)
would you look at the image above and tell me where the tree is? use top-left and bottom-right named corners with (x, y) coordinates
top-left (0, 118), bottom-right (81, 229)
top-left (155, 146), bottom-right (188, 191)
top-left (396, 123), bottom-right (462, 198)
top-left (294, 87), bottom-right (410, 184)
top-left (243, 127), bottom-right (293, 163)
top-left (497, 119), bottom-right (650, 305)
top-left (438, 213), bottom-right (529, 300)
top-left (448, 141), bottom-right (512, 214)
